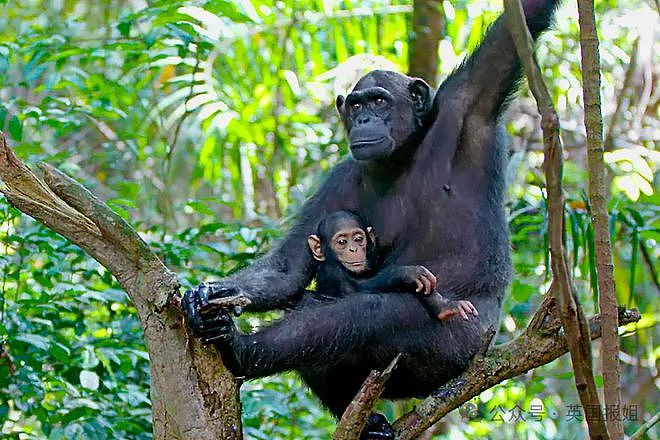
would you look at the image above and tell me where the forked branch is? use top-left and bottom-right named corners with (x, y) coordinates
top-left (393, 293), bottom-right (639, 439)
top-left (0, 131), bottom-right (242, 440)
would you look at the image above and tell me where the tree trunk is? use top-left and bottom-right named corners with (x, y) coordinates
top-left (407, 0), bottom-right (445, 86)
top-left (0, 132), bottom-right (243, 440)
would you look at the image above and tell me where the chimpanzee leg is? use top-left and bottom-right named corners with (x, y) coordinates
top-left (207, 292), bottom-right (498, 439)
top-left (224, 293), bottom-right (429, 380)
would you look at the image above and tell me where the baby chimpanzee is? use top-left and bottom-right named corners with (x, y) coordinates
top-left (307, 210), bottom-right (477, 321)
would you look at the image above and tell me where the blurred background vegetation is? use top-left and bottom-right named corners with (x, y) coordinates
top-left (0, 0), bottom-right (658, 438)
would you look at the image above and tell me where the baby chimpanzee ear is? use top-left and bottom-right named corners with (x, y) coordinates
top-left (366, 226), bottom-right (376, 244)
top-left (335, 95), bottom-right (345, 112)
top-left (409, 78), bottom-right (431, 115)
top-left (307, 235), bottom-right (326, 261)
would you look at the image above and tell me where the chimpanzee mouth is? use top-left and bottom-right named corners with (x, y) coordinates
top-left (350, 137), bottom-right (393, 160)
top-left (342, 261), bottom-right (366, 270)
top-left (351, 137), bottom-right (387, 148)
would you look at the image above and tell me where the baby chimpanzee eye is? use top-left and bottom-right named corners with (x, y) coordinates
top-left (337, 238), bottom-right (348, 245)
top-left (355, 235), bottom-right (364, 242)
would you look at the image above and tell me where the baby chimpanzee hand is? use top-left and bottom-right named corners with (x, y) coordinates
top-left (399, 265), bottom-right (437, 295)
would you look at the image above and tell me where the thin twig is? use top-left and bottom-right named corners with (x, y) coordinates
top-left (0, 344), bottom-right (16, 374)
top-left (629, 410), bottom-right (660, 440)
top-left (205, 295), bottom-right (252, 311)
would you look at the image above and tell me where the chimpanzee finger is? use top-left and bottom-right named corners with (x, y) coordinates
top-left (210, 285), bottom-right (239, 299)
top-left (415, 279), bottom-right (424, 293)
top-left (197, 283), bottom-right (212, 308)
top-left (467, 302), bottom-right (479, 316)
top-left (181, 289), bottom-right (204, 334)
top-left (418, 273), bottom-right (433, 294)
top-left (457, 304), bottom-right (469, 320)
top-left (421, 267), bottom-right (437, 291)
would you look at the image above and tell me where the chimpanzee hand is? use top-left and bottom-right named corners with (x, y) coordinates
top-left (399, 265), bottom-right (437, 295)
top-left (437, 300), bottom-right (479, 321)
top-left (181, 282), bottom-right (243, 341)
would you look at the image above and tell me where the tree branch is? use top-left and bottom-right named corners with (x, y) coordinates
top-left (0, 131), bottom-right (242, 440)
top-left (393, 296), bottom-right (640, 439)
top-left (503, 1), bottom-right (609, 438)
top-left (333, 354), bottom-right (401, 440)
top-left (576, 1), bottom-right (624, 438)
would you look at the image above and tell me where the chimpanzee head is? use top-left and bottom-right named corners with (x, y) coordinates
top-left (308, 210), bottom-right (378, 275)
top-left (335, 70), bottom-right (432, 161)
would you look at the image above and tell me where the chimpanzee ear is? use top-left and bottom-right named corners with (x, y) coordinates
top-left (335, 95), bottom-right (345, 112)
top-left (307, 235), bottom-right (326, 261)
top-left (409, 78), bottom-right (431, 115)
top-left (366, 226), bottom-right (376, 244)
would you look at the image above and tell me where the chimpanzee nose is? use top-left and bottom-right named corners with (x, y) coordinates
top-left (349, 247), bottom-right (357, 252)
top-left (356, 114), bottom-right (370, 125)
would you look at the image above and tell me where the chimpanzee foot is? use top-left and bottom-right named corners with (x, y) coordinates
top-left (360, 413), bottom-right (395, 440)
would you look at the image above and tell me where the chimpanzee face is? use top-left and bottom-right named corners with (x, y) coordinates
top-left (328, 226), bottom-right (369, 273)
top-left (308, 211), bottom-right (377, 275)
top-left (335, 70), bottom-right (431, 161)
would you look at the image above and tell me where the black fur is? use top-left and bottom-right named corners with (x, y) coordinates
top-left (182, 0), bottom-right (560, 433)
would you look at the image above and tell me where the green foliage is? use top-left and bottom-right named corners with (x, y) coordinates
top-left (1, 0), bottom-right (658, 439)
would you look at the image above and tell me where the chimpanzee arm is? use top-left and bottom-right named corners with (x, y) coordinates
top-left (357, 265), bottom-right (436, 294)
top-left (436, 0), bottom-right (559, 120)
top-left (185, 161), bottom-right (361, 314)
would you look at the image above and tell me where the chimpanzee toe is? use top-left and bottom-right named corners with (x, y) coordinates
top-left (360, 413), bottom-right (395, 440)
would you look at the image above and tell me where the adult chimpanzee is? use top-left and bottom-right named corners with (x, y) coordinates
top-left (308, 210), bottom-right (478, 320)
top-left (182, 1), bottom-right (559, 437)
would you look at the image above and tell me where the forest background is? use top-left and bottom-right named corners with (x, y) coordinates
top-left (0, 0), bottom-right (658, 438)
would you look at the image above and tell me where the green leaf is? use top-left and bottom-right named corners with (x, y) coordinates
top-left (117, 19), bottom-right (133, 37)
top-left (50, 341), bottom-right (71, 362)
top-left (628, 228), bottom-right (638, 306)
top-left (594, 374), bottom-right (604, 388)
top-left (8, 115), bottom-right (22, 141)
top-left (15, 333), bottom-right (50, 351)
top-left (186, 200), bottom-right (215, 217)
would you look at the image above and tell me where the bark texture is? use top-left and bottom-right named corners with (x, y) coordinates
top-left (0, 132), bottom-right (242, 440)
top-left (576, 1), bottom-right (624, 438)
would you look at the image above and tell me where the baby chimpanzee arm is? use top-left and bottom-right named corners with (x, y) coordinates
top-left (358, 265), bottom-right (478, 321)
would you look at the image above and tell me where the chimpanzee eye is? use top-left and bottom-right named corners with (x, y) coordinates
top-left (337, 238), bottom-right (347, 245)
top-left (375, 97), bottom-right (386, 106)
top-left (351, 102), bottom-right (361, 110)
top-left (355, 235), bottom-right (364, 242)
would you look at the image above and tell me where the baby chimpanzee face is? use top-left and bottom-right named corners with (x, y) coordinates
top-left (307, 211), bottom-right (377, 275)
top-left (328, 224), bottom-right (369, 273)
